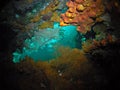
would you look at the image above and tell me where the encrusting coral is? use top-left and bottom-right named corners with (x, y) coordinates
top-left (60, 0), bottom-right (105, 34)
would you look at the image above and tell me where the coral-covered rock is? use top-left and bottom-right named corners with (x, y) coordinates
top-left (75, 0), bottom-right (84, 4)
top-left (76, 4), bottom-right (85, 11)
top-left (60, 0), bottom-right (105, 34)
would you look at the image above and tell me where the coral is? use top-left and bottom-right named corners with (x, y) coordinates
top-left (1, 0), bottom-right (120, 89)
top-left (82, 40), bottom-right (94, 53)
top-left (42, 12), bottom-right (53, 21)
top-left (30, 15), bottom-right (41, 22)
top-left (50, 12), bottom-right (60, 22)
top-left (60, 0), bottom-right (105, 34)
top-left (76, 4), bottom-right (85, 11)
top-left (31, 0), bottom-right (60, 23)
top-left (48, 47), bottom-right (95, 90)
top-left (41, 0), bottom-right (59, 15)
top-left (82, 34), bottom-right (116, 52)
top-left (38, 21), bottom-right (53, 29)
top-left (30, 0), bottom-right (61, 29)
top-left (82, 32), bottom-right (116, 53)
top-left (14, 46), bottom-right (106, 90)
top-left (37, 11), bottom-right (60, 27)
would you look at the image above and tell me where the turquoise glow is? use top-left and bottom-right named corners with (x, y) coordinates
top-left (13, 22), bottom-right (84, 63)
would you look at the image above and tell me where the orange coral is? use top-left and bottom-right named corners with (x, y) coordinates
top-left (76, 4), bottom-right (85, 11)
top-left (60, 0), bottom-right (105, 34)
top-left (75, 0), bottom-right (84, 4)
